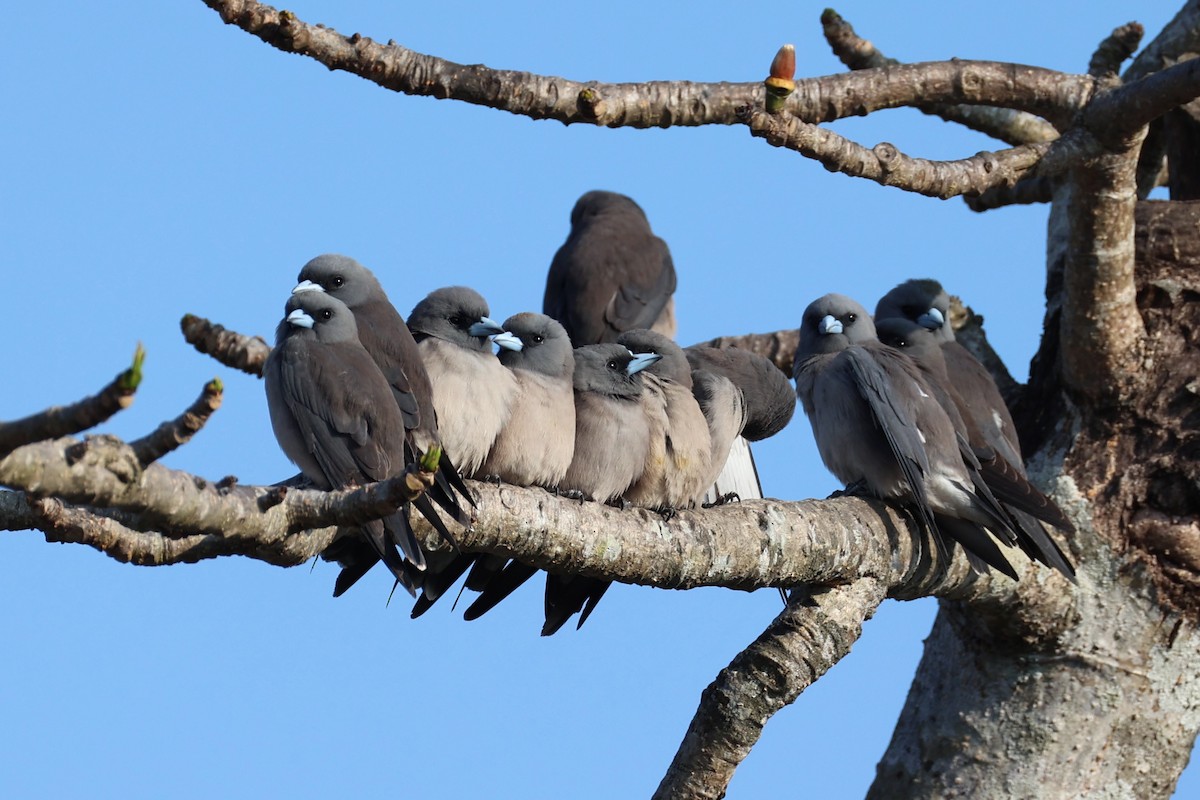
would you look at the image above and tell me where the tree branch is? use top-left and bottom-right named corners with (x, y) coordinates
top-left (820, 8), bottom-right (1060, 145)
top-left (741, 106), bottom-right (1052, 198)
top-left (181, 314), bottom-right (269, 377)
top-left (0, 430), bottom-right (1043, 606)
top-left (653, 578), bottom-right (887, 800)
top-left (1060, 136), bottom-right (1148, 404)
top-left (0, 435), bottom-right (433, 567)
top-left (201, 1), bottom-right (1095, 129)
top-left (0, 345), bottom-right (143, 458)
top-left (965, 174), bottom-right (1056, 212)
top-left (129, 378), bottom-right (224, 466)
top-left (1088, 22), bottom-right (1144, 80)
top-left (700, 329), bottom-right (798, 376)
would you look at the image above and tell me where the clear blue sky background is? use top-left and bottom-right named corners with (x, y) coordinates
top-left (2, 2), bottom-right (1194, 797)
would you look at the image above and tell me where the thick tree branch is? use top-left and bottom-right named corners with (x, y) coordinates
top-left (965, 174), bottom-right (1057, 211)
top-left (0, 432), bottom-right (1057, 606)
top-left (0, 345), bottom-right (143, 458)
top-left (820, 9), bottom-right (1059, 145)
top-left (201, 1), bottom-right (1094, 129)
top-left (1089, 57), bottom-right (1200, 145)
top-left (653, 578), bottom-right (886, 800)
top-left (181, 314), bottom-right (269, 377)
top-left (129, 378), bottom-right (224, 466)
top-left (1060, 137), bottom-right (1148, 404)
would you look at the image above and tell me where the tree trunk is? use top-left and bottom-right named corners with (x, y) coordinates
top-left (869, 201), bottom-right (1200, 798)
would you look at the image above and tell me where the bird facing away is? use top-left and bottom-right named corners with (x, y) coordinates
top-left (794, 293), bottom-right (1024, 579)
top-left (263, 290), bottom-right (424, 595)
top-left (875, 316), bottom-right (1075, 580)
top-left (617, 329), bottom-right (713, 511)
top-left (408, 286), bottom-right (518, 478)
top-left (875, 278), bottom-right (1022, 468)
top-left (291, 254), bottom-right (473, 597)
top-left (684, 344), bottom-right (798, 500)
top-left (542, 190), bottom-right (763, 504)
top-left (544, 190), bottom-right (677, 345)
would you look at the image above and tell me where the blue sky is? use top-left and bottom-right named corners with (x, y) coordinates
top-left (1, 1), bottom-right (1193, 797)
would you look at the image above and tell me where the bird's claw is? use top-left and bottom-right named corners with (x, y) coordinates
top-left (702, 492), bottom-right (740, 508)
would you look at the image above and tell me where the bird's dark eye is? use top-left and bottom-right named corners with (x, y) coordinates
top-left (320, 309), bottom-right (333, 321)
top-left (331, 275), bottom-right (345, 288)
top-left (532, 334), bottom-right (544, 344)
top-left (607, 360), bottom-right (619, 370)
top-left (846, 313), bottom-right (857, 323)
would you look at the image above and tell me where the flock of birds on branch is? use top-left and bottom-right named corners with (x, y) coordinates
top-left (263, 190), bottom-right (1076, 636)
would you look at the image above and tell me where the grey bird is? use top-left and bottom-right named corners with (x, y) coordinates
top-left (544, 190), bottom-right (677, 344)
top-left (408, 286), bottom-right (518, 478)
top-left (875, 317), bottom-right (1075, 580)
top-left (480, 313), bottom-right (577, 488)
top-left (542, 191), bottom-right (762, 504)
top-left (539, 343), bottom-right (661, 635)
top-left (263, 290), bottom-right (424, 595)
top-left (292, 255), bottom-right (473, 598)
top-left (684, 345), bottom-right (798, 502)
top-left (875, 279), bottom-right (1022, 467)
top-left (794, 293), bottom-right (1024, 579)
top-left (617, 329), bottom-right (713, 512)
top-left (459, 313), bottom-right (578, 622)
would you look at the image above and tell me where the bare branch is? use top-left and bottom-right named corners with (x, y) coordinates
top-left (1089, 22), bottom-right (1145, 79)
top-left (0, 433), bottom-right (1037, 604)
top-left (699, 329), bottom-right (797, 376)
top-left (129, 379), bottom-right (224, 466)
top-left (965, 174), bottom-right (1056, 211)
top-left (653, 579), bottom-right (886, 800)
top-left (741, 107), bottom-right (1052, 198)
top-left (181, 314), bottom-right (269, 377)
top-left (0, 345), bottom-right (143, 458)
top-left (1060, 137), bottom-right (1148, 404)
top-left (201, 1), bottom-right (1094, 130)
top-left (820, 8), bottom-right (1059, 145)
top-left (1090, 57), bottom-right (1200, 145)
top-left (0, 436), bottom-right (429, 567)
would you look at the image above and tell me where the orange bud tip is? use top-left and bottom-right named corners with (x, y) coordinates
top-left (770, 44), bottom-right (796, 82)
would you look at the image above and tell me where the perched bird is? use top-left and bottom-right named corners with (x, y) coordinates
top-left (292, 255), bottom-right (472, 597)
top-left (617, 329), bottom-right (713, 512)
top-left (684, 345), bottom-right (797, 500)
top-left (536, 343), bottom-right (661, 635)
top-left (875, 316), bottom-right (1075, 580)
top-left (263, 290), bottom-right (424, 595)
top-left (544, 190), bottom-right (677, 344)
top-left (480, 313), bottom-right (577, 488)
top-left (543, 190), bottom-right (762, 503)
top-left (458, 313), bottom-right (578, 622)
top-left (794, 293), bottom-right (1024, 578)
top-left (559, 343), bottom-right (660, 504)
top-left (408, 286), bottom-right (517, 478)
top-left (875, 279), bottom-right (1021, 467)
